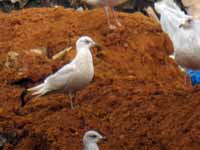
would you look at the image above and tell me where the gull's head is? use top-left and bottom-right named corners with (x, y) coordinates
top-left (83, 130), bottom-right (106, 145)
top-left (76, 36), bottom-right (100, 50)
top-left (179, 18), bottom-right (193, 29)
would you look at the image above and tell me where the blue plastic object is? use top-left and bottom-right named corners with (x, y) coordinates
top-left (186, 69), bottom-right (200, 86)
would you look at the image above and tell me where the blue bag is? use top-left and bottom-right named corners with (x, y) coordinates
top-left (186, 69), bottom-right (200, 86)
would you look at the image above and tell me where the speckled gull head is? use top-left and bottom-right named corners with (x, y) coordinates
top-left (83, 130), bottom-right (107, 150)
top-left (76, 36), bottom-right (101, 50)
top-left (179, 17), bottom-right (193, 29)
top-left (76, 36), bottom-right (96, 50)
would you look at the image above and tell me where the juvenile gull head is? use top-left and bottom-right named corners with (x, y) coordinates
top-left (83, 130), bottom-right (106, 150)
top-left (179, 18), bottom-right (193, 28)
top-left (76, 36), bottom-right (97, 49)
top-left (21, 36), bottom-right (100, 108)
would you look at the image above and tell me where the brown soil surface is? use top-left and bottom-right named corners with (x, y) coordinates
top-left (0, 7), bottom-right (199, 150)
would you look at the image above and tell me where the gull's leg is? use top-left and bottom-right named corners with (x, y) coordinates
top-left (103, 6), bottom-right (116, 30)
top-left (111, 7), bottom-right (122, 27)
top-left (70, 0), bottom-right (75, 7)
top-left (20, 89), bottom-right (28, 107)
top-left (184, 74), bottom-right (189, 86)
top-left (185, 74), bottom-right (187, 85)
top-left (69, 92), bottom-right (75, 109)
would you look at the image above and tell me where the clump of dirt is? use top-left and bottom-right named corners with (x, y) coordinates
top-left (0, 7), bottom-right (199, 150)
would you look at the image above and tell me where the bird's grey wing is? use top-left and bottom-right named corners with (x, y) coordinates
top-left (44, 64), bottom-right (76, 91)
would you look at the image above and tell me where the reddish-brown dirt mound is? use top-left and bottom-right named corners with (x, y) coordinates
top-left (0, 7), bottom-right (199, 150)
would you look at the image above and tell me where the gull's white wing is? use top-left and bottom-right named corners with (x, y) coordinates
top-left (154, 0), bottom-right (191, 39)
top-left (44, 63), bottom-right (76, 91)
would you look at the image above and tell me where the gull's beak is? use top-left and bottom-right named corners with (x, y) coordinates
top-left (97, 136), bottom-right (107, 144)
top-left (179, 18), bottom-right (192, 28)
top-left (179, 21), bottom-right (186, 28)
top-left (102, 136), bottom-right (107, 142)
top-left (92, 43), bottom-right (102, 50)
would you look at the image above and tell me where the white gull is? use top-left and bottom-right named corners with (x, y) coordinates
top-left (21, 36), bottom-right (100, 108)
top-left (155, 0), bottom-right (200, 70)
top-left (83, 130), bottom-right (107, 150)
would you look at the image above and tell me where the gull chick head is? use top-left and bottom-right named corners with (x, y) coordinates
top-left (179, 18), bottom-right (193, 29)
top-left (76, 36), bottom-right (97, 49)
top-left (83, 130), bottom-right (106, 145)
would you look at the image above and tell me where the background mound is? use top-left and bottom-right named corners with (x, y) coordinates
top-left (0, 7), bottom-right (199, 150)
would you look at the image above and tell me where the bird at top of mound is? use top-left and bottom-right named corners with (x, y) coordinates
top-left (83, 130), bottom-right (107, 150)
top-left (20, 36), bottom-right (101, 109)
top-left (154, 0), bottom-right (191, 39)
top-left (154, 1), bottom-right (200, 74)
top-left (81, 0), bottom-right (128, 30)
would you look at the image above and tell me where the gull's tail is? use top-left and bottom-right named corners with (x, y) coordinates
top-left (20, 83), bottom-right (47, 107)
top-left (27, 83), bottom-right (46, 96)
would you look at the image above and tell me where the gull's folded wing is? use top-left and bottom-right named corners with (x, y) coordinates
top-left (44, 64), bottom-right (76, 91)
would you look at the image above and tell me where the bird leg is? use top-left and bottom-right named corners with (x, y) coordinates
top-left (68, 93), bottom-right (76, 109)
top-left (70, 0), bottom-right (77, 7)
top-left (20, 89), bottom-right (28, 107)
top-left (111, 7), bottom-right (122, 27)
top-left (184, 73), bottom-right (190, 86)
top-left (103, 6), bottom-right (116, 30)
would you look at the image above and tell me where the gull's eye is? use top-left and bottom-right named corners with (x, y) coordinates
top-left (85, 39), bottom-right (90, 44)
top-left (89, 134), bottom-right (97, 138)
top-left (188, 19), bottom-right (193, 23)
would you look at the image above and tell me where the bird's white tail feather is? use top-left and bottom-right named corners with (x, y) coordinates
top-left (28, 83), bottom-right (44, 92)
top-left (27, 83), bottom-right (47, 97)
top-left (32, 87), bottom-right (47, 96)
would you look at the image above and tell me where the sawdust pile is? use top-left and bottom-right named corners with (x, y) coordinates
top-left (0, 7), bottom-right (199, 150)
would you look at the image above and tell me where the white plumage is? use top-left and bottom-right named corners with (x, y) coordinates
top-left (173, 19), bottom-right (200, 70)
top-left (83, 130), bottom-right (106, 150)
top-left (155, 0), bottom-right (200, 70)
top-left (21, 36), bottom-right (98, 108)
top-left (154, 0), bottom-right (191, 39)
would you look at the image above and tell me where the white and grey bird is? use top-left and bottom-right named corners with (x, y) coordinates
top-left (21, 36), bottom-right (100, 108)
top-left (154, 0), bottom-right (191, 40)
top-left (83, 130), bottom-right (107, 150)
top-left (155, 0), bottom-right (200, 70)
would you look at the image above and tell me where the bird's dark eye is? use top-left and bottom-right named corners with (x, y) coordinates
top-left (85, 39), bottom-right (90, 44)
top-left (188, 19), bottom-right (193, 23)
top-left (89, 135), bottom-right (97, 138)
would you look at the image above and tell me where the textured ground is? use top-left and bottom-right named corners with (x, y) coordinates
top-left (0, 7), bottom-right (199, 150)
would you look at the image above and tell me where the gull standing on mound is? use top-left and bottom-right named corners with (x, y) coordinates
top-left (21, 36), bottom-right (100, 109)
top-left (82, 0), bottom-right (128, 29)
top-left (83, 130), bottom-right (107, 150)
